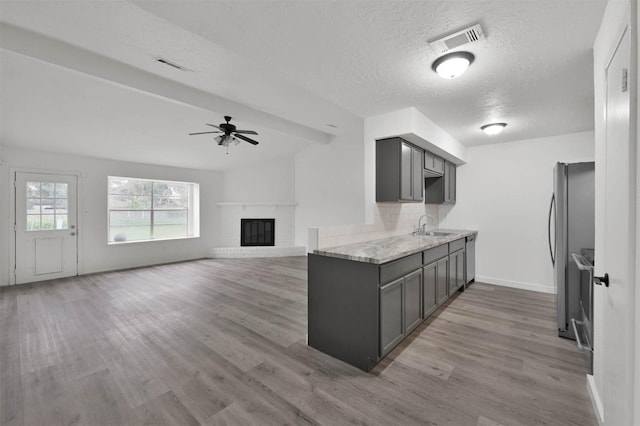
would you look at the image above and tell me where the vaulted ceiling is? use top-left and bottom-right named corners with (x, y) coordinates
top-left (0, 1), bottom-right (607, 170)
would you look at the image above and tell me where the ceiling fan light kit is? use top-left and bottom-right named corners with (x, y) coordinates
top-left (188, 115), bottom-right (259, 153)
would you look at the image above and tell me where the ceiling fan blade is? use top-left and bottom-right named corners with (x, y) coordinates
top-left (189, 131), bottom-right (221, 135)
top-left (206, 123), bottom-right (224, 130)
top-left (234, 130), bottom-right (258, 135)
top-left (234, 133), bottom-right (259, 145)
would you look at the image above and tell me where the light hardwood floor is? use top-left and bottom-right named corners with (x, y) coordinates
top-left (0, 257), bottom-right (597, 425)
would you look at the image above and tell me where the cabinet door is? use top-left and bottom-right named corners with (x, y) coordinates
top-left (433, 156), bottom-right (445, 174)
top-left (443, 161), bottom-right (450, 203)
top-left (423, 262), bottom-right (438, 317)
top-left (412, 146), bottom-right (424, 201)
top-left (449, 162), bottom-right (457, 204)
top-left (448, 252), bottom-right (457, 295)
top-left (436, 257), bottom-right (449, 305)
top-left (456, 249), bottom-right (465, 288)
top-left (404, 269), bottom-right (422, 333)
top-left (449, 250), bottom-right (465, 295)
top-left (380, 277), bottom-right (404, 356)
top-left (400, 142), bottom-right (413, 201)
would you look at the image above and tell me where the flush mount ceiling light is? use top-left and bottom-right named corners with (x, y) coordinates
top-left (481, 122), bottom-right (507, 135)
top-left (432, 51), bottom-right (475, 79)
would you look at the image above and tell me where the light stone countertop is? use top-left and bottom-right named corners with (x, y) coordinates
top-left (312, 229), bottom-right (478, 264)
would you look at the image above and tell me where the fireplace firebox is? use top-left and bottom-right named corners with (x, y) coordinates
top-left (241, 219), bottom-right (275, 246)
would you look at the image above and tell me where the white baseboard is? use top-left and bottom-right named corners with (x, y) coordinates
top-left (210, 246), bottom-right (306, 258)
top-left (587, 374), bottom-right (604, 425)
top-left (475, 275), bottom-right (555, 294)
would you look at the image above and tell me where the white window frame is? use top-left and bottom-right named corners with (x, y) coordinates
top-left (107, 176), bottom-right (200, 244)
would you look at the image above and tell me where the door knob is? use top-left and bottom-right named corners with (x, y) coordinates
top-left (70, 232), bottom-right (76, 236)
top-left (594, 273), bottom-right (609, 287)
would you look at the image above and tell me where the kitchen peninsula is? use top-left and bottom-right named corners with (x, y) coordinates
top-left (308, 230), bottom-right (477, 371)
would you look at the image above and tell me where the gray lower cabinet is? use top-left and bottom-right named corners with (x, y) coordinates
top-left (380, 268), bottom-right (423, 357)
top-left (404, 269), bottom-right (423, 333)
top-left (448, 249), bottom-right (466, 296)
top-left (308, 235), bottom-right (475, 372)
top-left (380, 277), bottom-right (405, 357)
top-left (436, 257), bottom-right (449, 304)
top-left (423, 262), bottom-right (437, 316)
top-left (424, 256), bottom-right (448, 316)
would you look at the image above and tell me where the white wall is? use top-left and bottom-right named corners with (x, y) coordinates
top-left (222, 155), bottom-right (295, 202)
top-left (0, 145), bottom-right (222, 286)
top-left (439, 131), bottom-right (595, 293)
top-left (294, 122), bottom-right (365, 248)
top-left (217, 156), bottom-right (296, 247)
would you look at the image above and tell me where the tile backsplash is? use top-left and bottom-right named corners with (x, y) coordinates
top-left (309, 203), bottom-right (440, 251)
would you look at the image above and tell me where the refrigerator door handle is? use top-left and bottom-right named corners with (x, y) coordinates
top-left (548, 193), bottom-right (556, 266)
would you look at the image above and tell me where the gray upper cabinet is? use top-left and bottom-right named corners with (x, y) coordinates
top-left (376, 138), bottom-right (424, 202)
top-left (446, 161), bottom-right (456, 204)
top-left (425, 160), bottom-right (456, 205)
top-left (424, 151), bottom-right (445, 176)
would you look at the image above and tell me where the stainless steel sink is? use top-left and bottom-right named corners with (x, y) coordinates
top-left (423, 231), bottom-right (455, 237)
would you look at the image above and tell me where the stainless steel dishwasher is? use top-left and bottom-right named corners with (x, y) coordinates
top-left (465, 234), bottom-right (476, 284)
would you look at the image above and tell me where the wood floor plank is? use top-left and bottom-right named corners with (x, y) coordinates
top-left (0, 258), bottom-right (597, 426)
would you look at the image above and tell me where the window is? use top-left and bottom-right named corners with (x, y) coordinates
top-left (107, 176), bottom-right (199, 243)
top-left (26, 181), bottom-right (69, 231)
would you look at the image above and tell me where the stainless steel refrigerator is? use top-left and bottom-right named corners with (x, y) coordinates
top-left (548, 162), bottom-right (594, 341)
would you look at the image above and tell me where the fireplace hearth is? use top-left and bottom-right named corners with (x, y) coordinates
top-left (241, 218), bottom-right (275, 246)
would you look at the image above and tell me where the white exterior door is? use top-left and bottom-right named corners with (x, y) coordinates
top-left (14, 172), bottom-right (78, 284)
top-left (600, 26), bottom-right (634, 426)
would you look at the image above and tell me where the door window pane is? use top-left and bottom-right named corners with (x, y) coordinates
top-left (27, 215), bottom-right (40, 231)
top-left (55, 183), bottom-right (68, 198)
top-left (26, 182), bottom-right (40, 198)
top-left (56, 215), bottom-right (68, 229)
top-left (25, 181), bottom-right (70, 231)
top-left (40, 183), bottom-right (54, 198)
top-left (41, 215), bottom-right (55, 230)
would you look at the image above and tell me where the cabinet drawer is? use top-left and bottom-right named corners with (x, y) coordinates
top-left (449, 238), bottom-right (465, 253)
top-left (380, 253), bottom-right (422, 284)
top-left (423, 244), bottom-right (448, 265)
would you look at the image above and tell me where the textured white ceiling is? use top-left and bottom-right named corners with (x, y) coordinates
top-left (0, 50), bottom-right (311, 171)
top-left (0, 0), bottom-right (607, 170)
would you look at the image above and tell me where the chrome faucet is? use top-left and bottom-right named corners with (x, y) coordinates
top-left (415, 214), bottom-right (436, 235)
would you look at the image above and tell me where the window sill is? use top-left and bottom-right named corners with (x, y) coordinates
top-left (108, 235), bottom-right (200, 245)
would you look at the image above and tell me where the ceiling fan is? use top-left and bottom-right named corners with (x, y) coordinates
top-left (188, 116), bottom-right (260, 149)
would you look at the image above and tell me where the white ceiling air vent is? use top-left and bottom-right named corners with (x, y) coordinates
top-left (155, 57), bottom-right (192, 72)
top-left (428, 23), bottom-right (485, 55)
